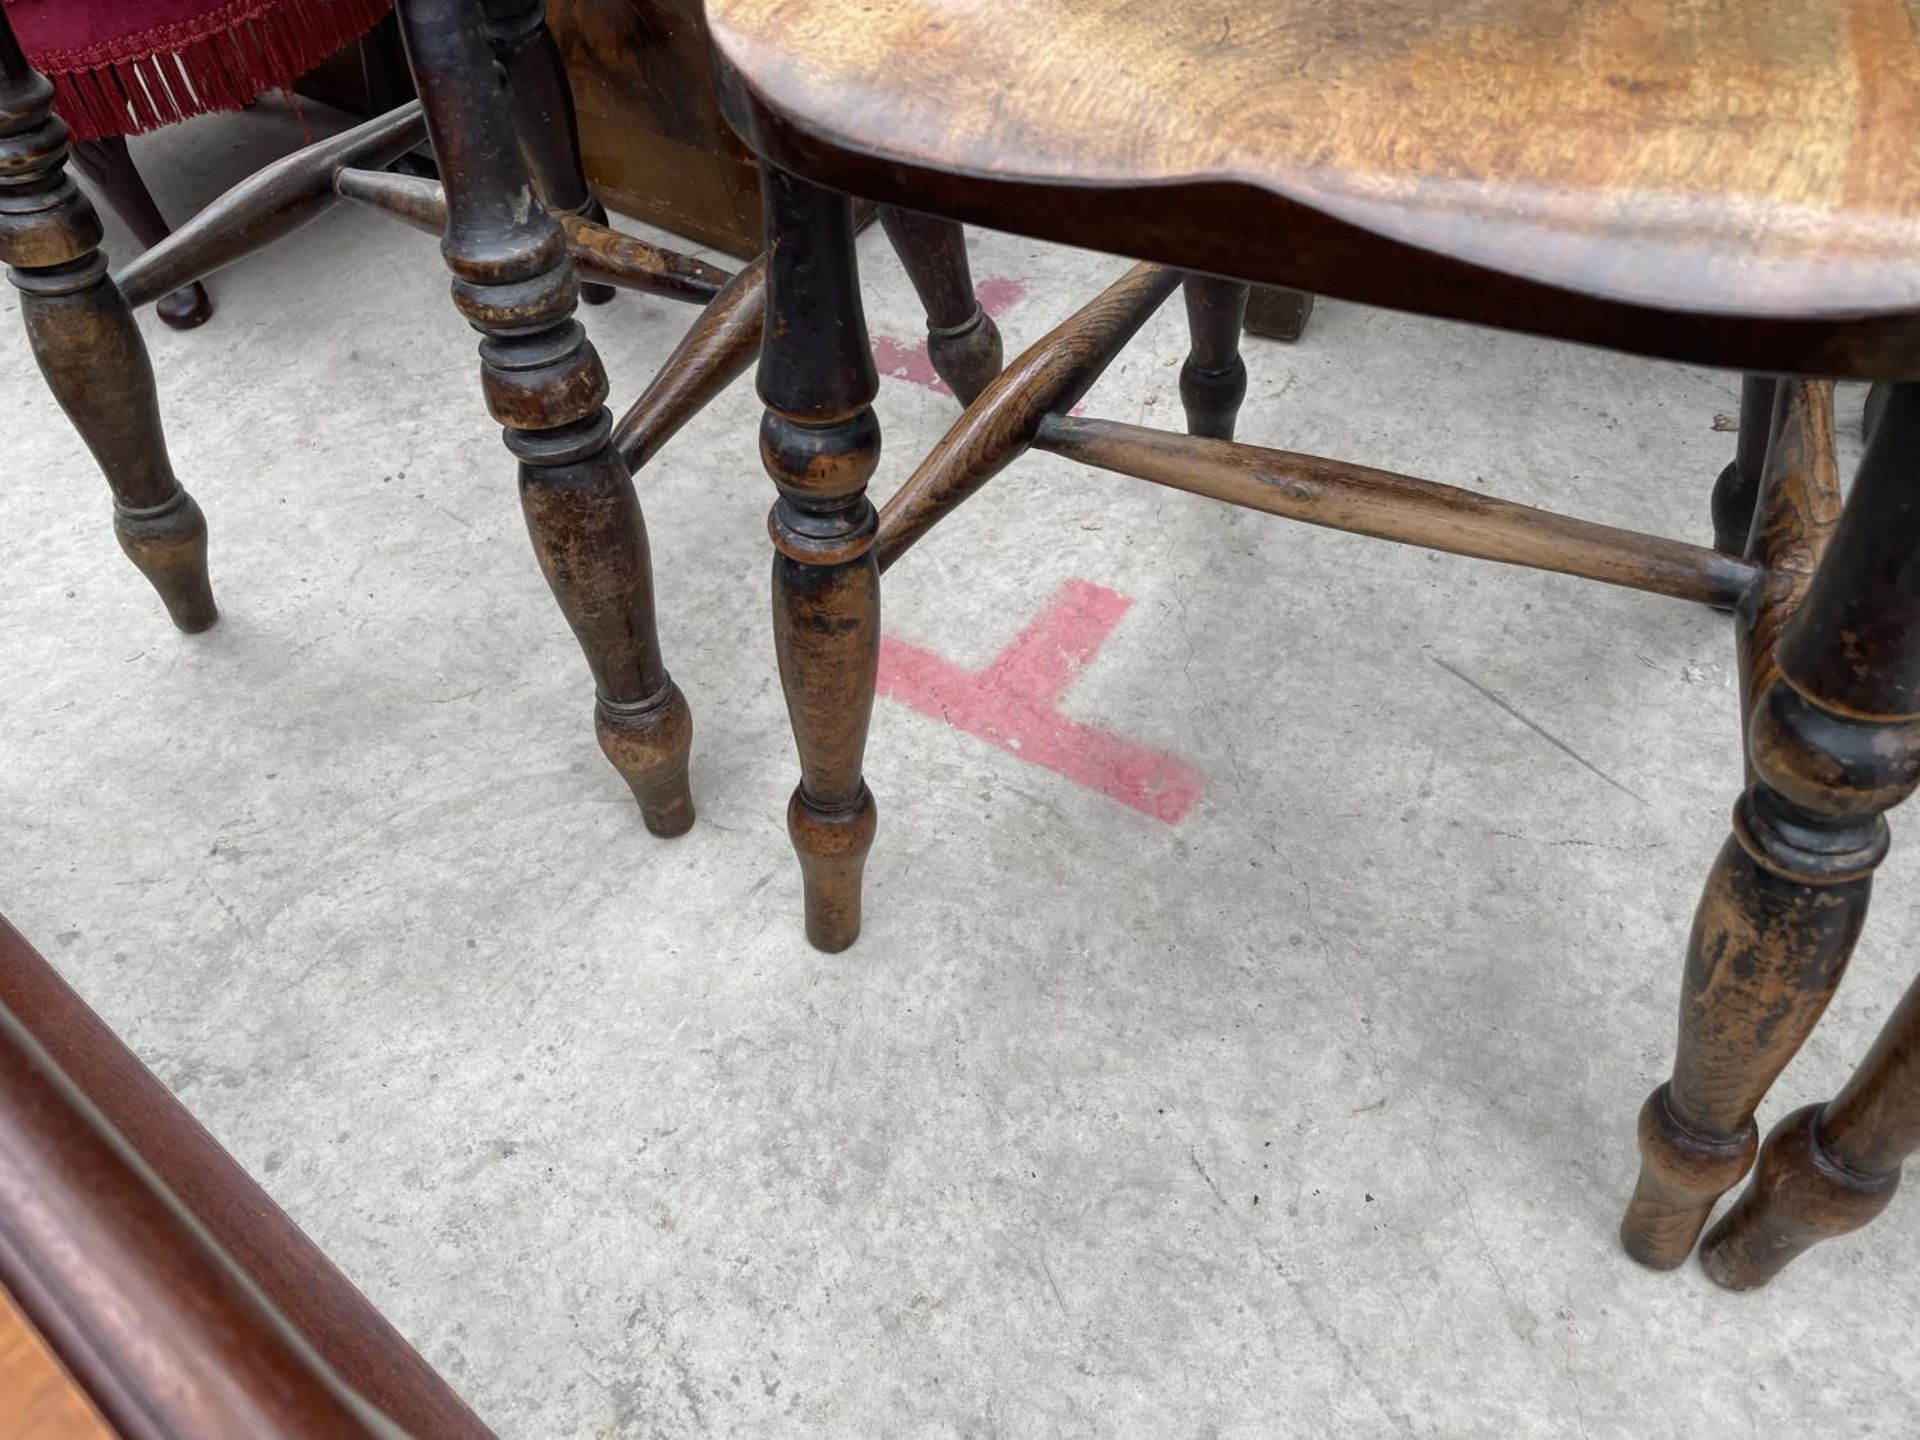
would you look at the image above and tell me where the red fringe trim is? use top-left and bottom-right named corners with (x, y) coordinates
top-left (28, 0), bottom-right (392, 142)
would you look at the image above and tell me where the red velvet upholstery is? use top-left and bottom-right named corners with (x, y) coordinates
top-left (5, 0), bottom-right (390, 140)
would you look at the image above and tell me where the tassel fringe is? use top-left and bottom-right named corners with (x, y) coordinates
top-left (28, 0), bottom-right (392, 142)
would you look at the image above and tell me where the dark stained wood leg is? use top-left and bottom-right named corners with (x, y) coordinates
top-left (877, 206), bottom-right (1002, 404)
top-left (1244, 285), bottom-right (1313, 342)
top-left (481, 0), bottom-right (614, 306)
top-left (68, 137), bottom-right (211, 330)
top-left (401, 0), bottom-right (693, 835)
top-left (0, 29), bottom-right (216, 632)
top-left (359, 11), bottom-right (435, 179)
top-left (1180, 274), bottom-right (1250, 440)
top-left (1710, 375), bottom-right (1780, 556)
top-left (1863, 382), bottom-right (1891, 447)
top-left (1622, 382), bottom-right (1920, 1269)
top-left (760, 166), bottom-right (881, 951)
top-left (1698, 965), bottom-right (1920, 1289)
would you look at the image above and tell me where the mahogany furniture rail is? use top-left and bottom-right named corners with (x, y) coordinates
top-left (0, 916), bottom-right (492, 1437)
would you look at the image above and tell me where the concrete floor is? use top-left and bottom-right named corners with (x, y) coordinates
top-left (4, 100), bottom-right (1918, 1439)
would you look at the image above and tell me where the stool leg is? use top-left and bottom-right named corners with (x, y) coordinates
top-left (760, 166), bottom-right (881, 951)
top-left (401, 0), bottom-right (693, 835)
top-left (0, 25), bottom-right (215, 632)
top-left (481, 0), bottom-right (615, 305)
top-left (1180, 275), bottom-right (1250, 440)
top-left (1710, 375), bottom-right (1780, 556)
top-left (877, 207), bottom-right (1002, 404)
top-left (68, 137), bottom-right (211, 330)
top-left (1622, 382), bottom-right (1920, 1268)
top-left (1244, 285), bottom-right (1313, 342)
top-left (1699, 965), bottom-right (1920, 1289)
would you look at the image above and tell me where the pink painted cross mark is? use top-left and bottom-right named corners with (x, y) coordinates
top-left (871, 276), bottom-right (1029, 395)
top-left (877, 580), bottom-right (1206, 824)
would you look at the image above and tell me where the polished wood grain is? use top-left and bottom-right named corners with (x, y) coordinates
top-left (0, 1288), bottom-right (111, 1440)
top-left (709, 0), bottom-right (1920, 377)
top-left (0, 1001), bottom-right (400, 1436)
top-left (1033, 415), bottom-right (1759, 609)
top-left (0, 916), bottom-right (493, 1439)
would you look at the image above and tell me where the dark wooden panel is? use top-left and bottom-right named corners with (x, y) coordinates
top-left (552, 0), bottom-right (762, 256)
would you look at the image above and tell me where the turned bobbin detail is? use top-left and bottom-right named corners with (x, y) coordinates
top-left (402, 0), bottom-right (693, 836)
top-left (760, 167), bottom-right (882, 951)
top-left (0, 20), bottom-right (215, 632)
top-left (1179, 274), bottom-right (1250, 440)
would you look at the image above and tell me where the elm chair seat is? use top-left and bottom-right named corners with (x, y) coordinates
top-left (707, 0), bottom-right (1920, 376)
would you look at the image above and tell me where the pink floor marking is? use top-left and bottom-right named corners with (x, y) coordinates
top-left (876, 580), bottom-right (1206, 824)
top-left (870, 277), bottom-right (1029, 396)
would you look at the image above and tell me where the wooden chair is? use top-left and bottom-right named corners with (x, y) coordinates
top-left (699, 0), bottom-right (1920, 1276)
top-left (0, 0), bottom-right (997, 841)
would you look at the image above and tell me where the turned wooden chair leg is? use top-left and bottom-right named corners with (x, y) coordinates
top-left (1699, 966), bottom-right (1920, 1289)
top-left (1180, 274), bottom-right (1250, 440)
top-left (877, 206), bottom-right (1003, 404)
top-left (0, 26), bottom-right (216, 632)
top-left (1710, 375), bottom-right (1780, 556)
top-left (481, 0), bottom-right (614, 306)
top-left (761, 166), bottom-right (881, 951)
top-left (1622, 381), bottom-right (1920, 1269)
top-left (68, 137), bottom-right (211, 330)
top-left (1244, 285), bottom-right (1313, 342)
top-left (401, 0), bottom-right (693, 835)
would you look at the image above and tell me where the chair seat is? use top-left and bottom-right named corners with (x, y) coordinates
top-left (706, 0), bottom-right (1920, 376)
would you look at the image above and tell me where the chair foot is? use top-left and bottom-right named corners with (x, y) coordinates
top-left (1697, 1105), bottom-right (1900, 1290)
top-left (1621, 1083), bottom-right (1758, 1269)
top-left (113, 490), bottom-right (218, 633)
top-left (788, 784), bottom-right (876, 952)
top-left (156, 281), bottom-right (213, 330)
top-left (597, 685), bottom-right (695, 837)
